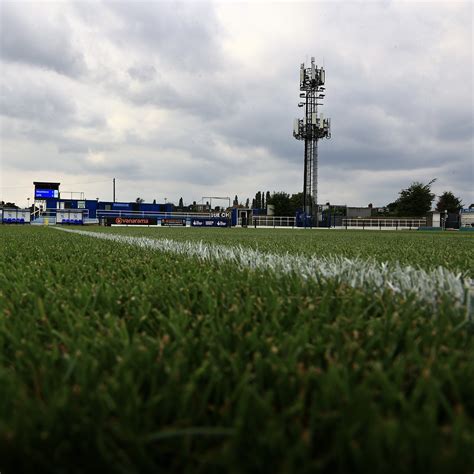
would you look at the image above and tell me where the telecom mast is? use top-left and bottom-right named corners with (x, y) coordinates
top-left (293, 57), bottom-right (331, 226)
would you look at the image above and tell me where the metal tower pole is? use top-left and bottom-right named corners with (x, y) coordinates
top-left (312, 139), bottom-right (318, 224)
top-left (293, 58), bottom-right (331, 227)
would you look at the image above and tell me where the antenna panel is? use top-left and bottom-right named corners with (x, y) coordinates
top-left (320, 69), bottom-right (325, 84)
top-left (293, 118), bottom-right (300, 134)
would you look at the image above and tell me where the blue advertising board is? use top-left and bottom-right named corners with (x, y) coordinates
top-left (35, 189), bottom-right (58, 199)
top-left (191, 218), bottom-right (229, 228)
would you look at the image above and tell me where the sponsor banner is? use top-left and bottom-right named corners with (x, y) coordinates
top-left (106, 217), bottom-right (157, 226)
top-left (191, 218), bottom-right (229, 228)
top-left (161, 218), bottom-right (186, 227)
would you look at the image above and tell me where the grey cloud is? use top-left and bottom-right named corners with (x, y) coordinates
top-left (0, 114), bottom-right (112, 156)
top-left (117, 73), bottom-right (242, 121)
top-left (1, 1), bottom-right (472, 206)
top-left (128, 65), bottom-right (157, 82)
top-left (101, 2), bottom-right (223, 72)
top-left (0, 3), bottom-right (86, 76)
top-left (0, 78), bottom-right (76, 125)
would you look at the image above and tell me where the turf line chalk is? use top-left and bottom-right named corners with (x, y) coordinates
top-left (53, 227), bottom-right (471, 313)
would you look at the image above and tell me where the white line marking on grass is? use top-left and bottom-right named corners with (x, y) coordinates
top-left (54, 227), bottom-right (472, 310)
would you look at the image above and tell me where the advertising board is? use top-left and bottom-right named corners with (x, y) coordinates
top-left (191, 218), bottom-right (229, 228)
top-left (161, 218), bottom-right (186, 227)
top-left (105, 217), bottom-right (157, 226)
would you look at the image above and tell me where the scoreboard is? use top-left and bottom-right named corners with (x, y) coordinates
top-left (35, 189), bottom-right (59, 199)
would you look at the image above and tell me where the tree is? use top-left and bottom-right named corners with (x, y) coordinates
top-left (178, 197), bottom-right (184, 208)
top-left (233, 195), bottom-right (239, 206)
top-left (266, 191), bottom-right (271, 208)
top-left (289, 192), bottom-right (304, 215)
top-left (255, 191), bottom-right (262, 209)
top-left (268, 192), bottom-right (292, 216)
top-left (435, 191), bottom-right (462, 213)
top-left (251, 198), bottom-right (256, 208)
top-left (391, 180), bottom-right (436, 217)
top-left (245, 198), bottom-right (250, 208)
top-left (0, 201), bottom-right (19, 209)
top-left (261, 191), bottom-right (266, 210)
top-left (386, 201), bottom-right (398, 216)
top-left (135, 197), bottom-right (144, 204)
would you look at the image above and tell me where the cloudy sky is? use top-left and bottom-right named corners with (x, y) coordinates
top-left (0, 0), bottom-right (472, 208)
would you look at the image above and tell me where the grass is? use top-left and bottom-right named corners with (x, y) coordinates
top-left (0, 225), bottom-right (473, 473)
top-left (86, 226), bottom-right (474, 276)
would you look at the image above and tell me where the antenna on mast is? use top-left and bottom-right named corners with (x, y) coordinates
top-left (293, 57), bottom-right (331, 227)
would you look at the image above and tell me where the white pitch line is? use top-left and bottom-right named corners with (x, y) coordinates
top-left (54, 227), bottom-right (472, 311)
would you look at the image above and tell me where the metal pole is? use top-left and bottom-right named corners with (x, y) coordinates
top-left (113, 178), bottom-right (116, 203)
top-left (294, 58), bottom-right (330, 230)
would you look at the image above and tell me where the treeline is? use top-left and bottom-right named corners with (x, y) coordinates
top-left (384, 180), bottom-right (464, 217)
top-left (232, 192), bottom-right (305, 216)
top-left (240, 180), bottom-right (468, 217)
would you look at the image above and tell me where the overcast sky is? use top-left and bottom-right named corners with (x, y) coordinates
top-left (0, 0), bottom-right (472, 207)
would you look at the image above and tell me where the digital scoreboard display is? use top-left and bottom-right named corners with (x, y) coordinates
top-left (35, 189), bottom-right (59, 199)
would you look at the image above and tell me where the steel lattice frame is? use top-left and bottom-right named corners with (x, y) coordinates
top-left (293, 58), bottom-right (331, 226)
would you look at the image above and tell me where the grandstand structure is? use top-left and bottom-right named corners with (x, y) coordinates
top-left (0, 181), bottom-right (462, 230)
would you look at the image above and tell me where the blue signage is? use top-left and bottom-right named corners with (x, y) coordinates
top-left (191, 218), bottom-right (229, 228)
top-left (35, 189), bottom-right (58, 199)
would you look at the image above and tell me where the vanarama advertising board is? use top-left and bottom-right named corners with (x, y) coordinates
top-left (105, 217), bottom-right (157, 226)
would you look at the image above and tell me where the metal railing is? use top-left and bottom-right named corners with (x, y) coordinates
top-left (341, 218), bottom-right (426, 229)
top-left (238, 216), bottom-right (296, 228)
